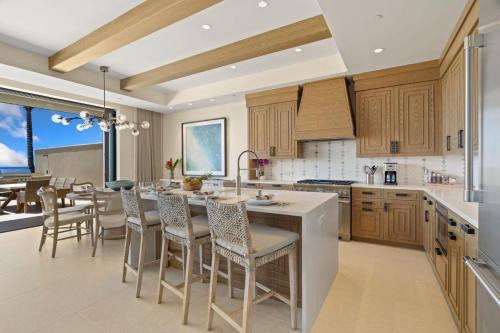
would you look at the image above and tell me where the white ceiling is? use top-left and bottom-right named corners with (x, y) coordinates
top-left (0, 0), bottom-right (336, 92)
top-left (318, 0), bottom-right (468, 74)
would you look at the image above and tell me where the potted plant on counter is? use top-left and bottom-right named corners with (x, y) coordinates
top-left (165, 158), bottom-right (180, 179)
top-left (181, 173), bottom-right (211, 191)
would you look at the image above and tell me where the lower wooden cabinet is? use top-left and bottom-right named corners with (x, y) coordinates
top-left (435, 247), bottom-right (449, 291)
top-left (462, 224), bottom-right (478, 333)
top-left (422, 195), bottom-right (436, 263)
top-left (352, 188), bottom-right (420, 246)
top-left (447, 225), bottom-right (464, 323)
top-left (352, 205), bottom-right (383, 239)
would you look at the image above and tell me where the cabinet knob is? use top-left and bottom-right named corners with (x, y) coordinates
top-left (448, 232), bottom-right (457, 241)
top-left (447, 218), bottom-right (457, 226)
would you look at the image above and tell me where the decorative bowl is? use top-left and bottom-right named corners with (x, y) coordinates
top-left (106, 180), bottom-right (135, 191)
top-left (182, 182), bottom-right (202, 191)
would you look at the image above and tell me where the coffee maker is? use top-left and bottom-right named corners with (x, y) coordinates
top-left (383, 163), bottom-right (398, 185)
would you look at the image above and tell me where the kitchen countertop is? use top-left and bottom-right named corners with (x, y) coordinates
top-left (352, 183), bottom-right (479, 228)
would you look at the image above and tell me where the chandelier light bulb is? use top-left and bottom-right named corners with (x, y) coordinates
top-left (128, 122), bottom-right (136, 130)
top-left (132, 128), bottom-right (140, 136)
top-left (79, 111), bottom-right (90, 119)
top-left (51, 114), bottom-right (62, 123)
top-left (61, 118), bottom-right (71, 125)
top-left (76, 124), bottom-right (85, 131)
top-left (141, 121), bottom-right (150, 129)
top-left (117, 114), bottom-right (127, 122)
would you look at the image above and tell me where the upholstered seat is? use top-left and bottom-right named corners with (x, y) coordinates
top-left (165, 215), bottom-right (210, 239)
top-left (44, 211), bottom-right (93, 227)
top-left (217, 223), bottom-right (299, 259)
top-left (57, 203), bottom-right (93, 215)
top-left (98, 213), bottom-right (126, 229)
top-left (127, 210), bottom-right (160, 226)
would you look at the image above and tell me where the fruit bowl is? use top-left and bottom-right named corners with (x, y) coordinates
top-left (182, 181), bottom-right (202, 191)
top-left (106, 180), bottom-right (135, 191)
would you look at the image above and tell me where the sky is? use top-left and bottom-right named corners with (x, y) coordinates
top-left (0, 102), bottom-right (102, 167)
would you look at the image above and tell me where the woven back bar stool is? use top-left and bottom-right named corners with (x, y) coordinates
top-left (205, 200), bottom-right (299, 333)
top-left (156, 193), bottom-right (214, 324)
top-left (120, 188), bottom-right (161, 298)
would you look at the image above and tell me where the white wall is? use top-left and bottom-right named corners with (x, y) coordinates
top-left (162, 101), bottom-right (248, 180)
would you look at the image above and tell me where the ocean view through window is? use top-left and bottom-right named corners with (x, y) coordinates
top-left (0, 102), bottom-right (102, 175)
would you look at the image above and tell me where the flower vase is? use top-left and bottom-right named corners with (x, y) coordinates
top-left (169, 169), bottom-right (175, 179)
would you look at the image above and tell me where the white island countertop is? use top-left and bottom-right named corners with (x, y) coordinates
top-left (352, 183), bottom-right (479, 228)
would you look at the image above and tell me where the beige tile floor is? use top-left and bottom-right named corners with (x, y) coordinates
top-left (0, 227), bottom-right (458, 333)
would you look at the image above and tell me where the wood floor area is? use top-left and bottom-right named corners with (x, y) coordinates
top-left (312, 241), bottom-right (459, 333)
top-left (0, 227), bottom-right (458, 333)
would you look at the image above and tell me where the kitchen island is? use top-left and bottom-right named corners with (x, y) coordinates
top-left (141, 188), bottom-right (339, 332)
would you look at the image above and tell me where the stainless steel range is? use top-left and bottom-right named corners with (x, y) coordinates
top-left (294, 179), bottom-right (354, 241)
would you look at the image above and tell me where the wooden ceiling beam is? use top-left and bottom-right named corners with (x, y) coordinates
top-left (49, 0), bottom-right (222, 73)
top-left (120, 15), bottom-right (332, 91)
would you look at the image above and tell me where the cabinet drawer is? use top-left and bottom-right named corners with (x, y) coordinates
top-left (242, 183), bottom-right (261, 189)
top-left (353, 199), bottom-right (383, 208)
top-left (384, 190), bottom-right (419, 201)
top-left (447, 211), bottom-right (464, 235)
top-left (260, 183), bottom-right (293, 191)
top-left (352, 188), bottom-right (384, 199)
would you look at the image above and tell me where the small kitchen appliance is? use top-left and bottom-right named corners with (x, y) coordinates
top-left (383, 163), bottom-right (398, 185)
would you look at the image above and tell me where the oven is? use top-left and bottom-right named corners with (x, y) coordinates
top-left (435, 202), bottom-right (448, 255)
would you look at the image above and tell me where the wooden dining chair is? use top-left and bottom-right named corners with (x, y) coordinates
top-left (37, 186), bottom-right (93, 257)
top-left (205, 200), bottom-right (299, 333)
top-left (120, 188), bottom-right (161, 298)
top-left (91, 190), bottom-right (126, 257)
top-left (17, 179), bottom-right (50, 213)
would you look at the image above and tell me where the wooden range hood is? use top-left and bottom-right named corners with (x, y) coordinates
top-left (295, 77), bottom-right (355, 141)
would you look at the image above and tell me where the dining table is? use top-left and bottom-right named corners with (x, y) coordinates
top-left (0, 183), bottom-right (26, 210)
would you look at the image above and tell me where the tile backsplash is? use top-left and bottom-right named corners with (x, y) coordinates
top-left (263, 140), bottom-right (465, 185)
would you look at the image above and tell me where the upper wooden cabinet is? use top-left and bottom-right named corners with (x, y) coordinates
top-left (246, 86), bottom-right (303, 159)
top-left (354, 61), bottom-right (441, 157)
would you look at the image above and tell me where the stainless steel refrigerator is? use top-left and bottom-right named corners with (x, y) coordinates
top-left (463, 0), bottom-right (500, 331)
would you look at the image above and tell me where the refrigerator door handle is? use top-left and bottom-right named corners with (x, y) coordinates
top-left (464, 34), bottom-right (484, 203)
top-left (464, 256), bottom-right (500, 307)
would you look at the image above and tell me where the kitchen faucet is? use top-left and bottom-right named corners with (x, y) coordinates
top-left (236, 150), bottom-right (261, 195)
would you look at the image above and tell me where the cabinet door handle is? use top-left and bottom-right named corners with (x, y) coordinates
top-left (423, 196), bottom-right (428, 201)
top-left (461, 223), bottom-right (476, 234)
top-left (458, 129), bottom-right (464, 149)
top-left (362, 191), bottom-right (374, 195)
top-left (361, 201), bottom-right (373, 205)
top-left (427, 200), bottom-right (433, 205)
top-left (448, 232), bottom-right (457, 241)
top-left (362, 208), bottom-right (373, 212)
top-left (271, 184), bottom-right (281, 187)
top-left (269, 146), bottom-right (276, 156)
top-left (425, 211), bottom-right (429, 222)
top-left (446, 135), bottom-right (451, 151)
top-left (448, 218), bottom-right (457, 226)
top-left (395, 193), bottom-right (408, 197)
top-left (384, 202), bottom-right (389, 212)
top-left (435, 248), bottom-right (443, 256)
top-left (390, 141), bottom-right (399, 154)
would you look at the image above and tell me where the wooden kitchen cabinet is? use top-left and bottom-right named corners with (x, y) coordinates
top-left (352, 188), bottom-right (421, 246)
top-left (422, 195), bottom-right (436, 263)
top-left (352, 204), bottom-right (383, 240)
top-left (354, 61), bottom-right (441, 157)
top-left (447, 214), bottom-right (464, 324)
top-left (356, 88), bottom-right (393, 156)
top-left (385, 199), bottom-right (420, 245)
top-left (246, 86), bottom-right (303, 159)
top-left (435, 247), bottom-right (449, 292)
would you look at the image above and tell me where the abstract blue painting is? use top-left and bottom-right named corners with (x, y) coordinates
top-left (182, 118), bottom-right (226, 176)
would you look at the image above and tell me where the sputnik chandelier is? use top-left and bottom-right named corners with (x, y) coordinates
top-left (51, 66), bottom-right (149, 136)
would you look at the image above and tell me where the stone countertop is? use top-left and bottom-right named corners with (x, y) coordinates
top-left (352, 183), bottom-right (479, 228)
top-left (142, 187), bottom-right (337, 217)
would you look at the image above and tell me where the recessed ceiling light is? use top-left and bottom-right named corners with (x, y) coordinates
top-left (188, 103), bottom-right (193, 106)
top-left (258, 1), bottom-right (268, 8)
top-left (230, 65), bottom-right (237, 69)
top-left (209, 98), bottom-right (215, 102)
top-left (201, 24), bottom-right (211, 30)
top-left (373, 48), bottom-right (384, 54)
top-left (168, 106), bottom-right (173, 110)
top-left (375, 14), bottom-right (384, 20)
top-left (295, 48), bottom-right (303, 52)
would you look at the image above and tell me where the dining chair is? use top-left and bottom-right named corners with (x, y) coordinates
top-left (120, 188), bottom-right (161, 298)
top-left (37, 186), bottom-right (93, 258)
top-left (91, 190), bottom-right (126, 257)
top-left (156, 193), bottom-right (213, 324)
top-left (205, 200), bottom-right (299, 333)
top-left (17, 179), bottom-right (50, 213)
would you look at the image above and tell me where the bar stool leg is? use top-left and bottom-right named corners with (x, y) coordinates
top-left (135, 232), bottom-right (146, 298)
top-left (227, 258), bottom-right (233, 298)
top-left (122, 225), bottom-right (132, 282)
top-left (157, 237), bottom-right (169, 304)
top-left (289, 248), bottom-right (298, 330)
top-left (242, 264), bottom-right (256, 333)
top-left (207, 252), bottom-right (220, 330)
top-left (182, 245), bottom-right (195, 324)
